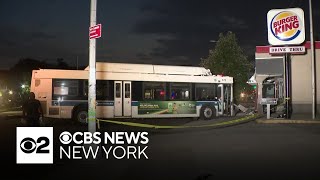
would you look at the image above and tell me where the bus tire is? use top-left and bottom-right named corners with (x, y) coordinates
top-left (73, 106), bottom-right (88, 124)
top-left (200, 105), bottom-right (216, 120)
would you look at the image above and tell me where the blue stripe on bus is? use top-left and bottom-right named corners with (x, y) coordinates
top-left (132, 101), bottom-right (139, 106)
top-left (196, 101), bottom-right (220, 106)
top-left (52, 100), bottom-right (114, 106)
top-left (97, 101), bottom-right (114, 106)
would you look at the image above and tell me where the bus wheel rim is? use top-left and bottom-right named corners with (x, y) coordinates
top-left (204, 107), bottom-right (213, 118)
top-left (78, 111), bottom-right (88, 123)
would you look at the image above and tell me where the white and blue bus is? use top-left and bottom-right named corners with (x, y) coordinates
top-left (30, 62), bottom-right (234, 123)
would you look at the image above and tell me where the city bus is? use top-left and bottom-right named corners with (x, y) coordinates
top-left (30, 62), bottom-right (234, 123)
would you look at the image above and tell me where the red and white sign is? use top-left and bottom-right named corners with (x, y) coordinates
top-left (89, 24), bottom-right (102, 39)
top-left (267, 8), bottom-right (305, 45)
top-left (269, 46), bottom-right (305, 54)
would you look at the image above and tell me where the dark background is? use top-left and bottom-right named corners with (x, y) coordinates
top-left (0, 0), bottom-right (319, 69)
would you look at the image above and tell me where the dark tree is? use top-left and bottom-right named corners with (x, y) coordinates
top-left (200, 31), bottom-right (254, 102)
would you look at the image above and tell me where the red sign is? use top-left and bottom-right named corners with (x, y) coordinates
top-left (89, 24), bottom-right (102, 39)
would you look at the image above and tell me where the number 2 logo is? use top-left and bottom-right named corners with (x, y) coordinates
top-left (20, 137), bottom-right (50, 154)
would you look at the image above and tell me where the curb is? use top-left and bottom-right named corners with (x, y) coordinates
top-left (256, 119), bottom-right (320, 124)
top-left (0, 111), bottom-right (22, 118)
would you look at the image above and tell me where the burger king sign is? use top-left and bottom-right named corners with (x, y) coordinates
top-left (267, 8), bottom-right (305, 45)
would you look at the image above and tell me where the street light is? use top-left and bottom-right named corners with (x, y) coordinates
top-left (9, 90), bottom-right (13, 95)
top-left (21, 84), bottom-right (26, 89)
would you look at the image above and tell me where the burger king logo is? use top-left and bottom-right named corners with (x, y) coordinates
top-left (271, 11), bottom-right (301, 41)
top-left (267, 8), bottom-right (305, 45)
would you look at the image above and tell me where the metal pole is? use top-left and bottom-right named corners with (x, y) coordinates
top-left (283, 56), bottom-right (287, 117)
top-left (88, 0), bottom-right (97, 133)
top-left (76, 56), bottom-right (79, 70)
top-left (288, 53), bottom-right (292, 119)
top-left (230, 84), bottom-right (234, 116)
top-left (309, 0), bottom-right (316, 119)
top-left (285, 53), bottom-right (291, 119)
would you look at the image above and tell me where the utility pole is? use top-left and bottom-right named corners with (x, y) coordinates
top-left (88, 0), bottom-right (97, 133)
top-left (309, 0), bottom-right (316, 119)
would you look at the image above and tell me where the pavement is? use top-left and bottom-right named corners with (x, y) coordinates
top-left (3, 117), bottom-right (320, 180)
top-left (1, 109), bottom-right (320, 179)
top-left (1, 109), bottom-right (320, 126)
top-left (97, 114), bottom-right (259, 130)
top-left (0, 106), bottom-right (22, 118)
top-left (256, 113), bottom-right (320, 124)
top-left (0, 110), bottom-right (22, 117)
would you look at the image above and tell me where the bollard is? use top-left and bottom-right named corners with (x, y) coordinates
top-left (267, 104), bottom-right (271, 119)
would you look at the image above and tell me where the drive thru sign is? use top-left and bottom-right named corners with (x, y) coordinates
top-left (89, 24), bottom-right (102, 39)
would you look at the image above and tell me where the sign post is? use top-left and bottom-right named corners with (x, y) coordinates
top-left (267, 8), bottom-right (305, 119)
top-left (260, 98), bottom-right (278, 119)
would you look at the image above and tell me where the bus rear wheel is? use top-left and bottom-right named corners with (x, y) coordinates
top-left (74, 107), bottom-right (88, 124)
top-left (200, 105), bottom-right (216, 120)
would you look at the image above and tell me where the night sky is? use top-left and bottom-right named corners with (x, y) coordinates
top-left (0, 0), bottom-right (319, 70)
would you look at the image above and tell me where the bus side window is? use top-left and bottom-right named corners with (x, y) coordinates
top-left (97, 80), bottom-right (111, 100)
top-left (84, 80), bottom-right (88, 96)
top-left (132, 81), bottom-right (143, 101)
top-left (170, 82), bottom-right (192, 100)
top-left (142, 82), bottom-right (166, 100)
top-left (115, 83), bottom-right (121, 98)
top-left (52, 79), bottom-right (79, 100)
top-left (195, 83), bottom-right (216, 101)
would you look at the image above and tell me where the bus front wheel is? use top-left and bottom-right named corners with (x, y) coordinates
top-left (200, 105), bottom-right (216, 120)
top-left (74, 107), bottom-right (88, 124)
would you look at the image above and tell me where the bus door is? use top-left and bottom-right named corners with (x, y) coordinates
top-left (114, 81), bottom-right (132, 117)
top-left (217, 84), bottom-right (224, 115)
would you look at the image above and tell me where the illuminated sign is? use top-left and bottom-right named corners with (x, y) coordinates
top-left (269, 46), bottom-right (306, 54)
top-left (267, 8), bottom-right (305, 45)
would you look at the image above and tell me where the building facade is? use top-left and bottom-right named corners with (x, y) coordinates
top-left (252, 41), bottom-right (320, 117)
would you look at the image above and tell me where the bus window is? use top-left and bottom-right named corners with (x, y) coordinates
top-left (84, 80), bottom-right (88, 96)
top-left (170, 83), bottom-right (191, 100)
top-left (217, 85), bottom-right (222, 100)
top-left (52, 79), bottom-right (79, 99)
top-left (84, 80), bottom-right (114, 100)
top-left (195, 83), bottom-right (217, 100)
top-left (115, 83), bottom-right (121, 98)
top-left (97, 80), bottom-right (113, 100)
top-left (125, 83), bottom-right (130, 98)
top-left (132, 81), bottom-right (143, 101)
top-left (143, 82), bottom-right (166, 100)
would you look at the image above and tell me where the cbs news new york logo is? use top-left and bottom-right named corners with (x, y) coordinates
top-left (16, 127), bottom-right (53, 164)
